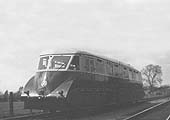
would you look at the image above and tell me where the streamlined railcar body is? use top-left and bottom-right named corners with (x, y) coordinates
top-left (21, 50), bottom-right (145, 111)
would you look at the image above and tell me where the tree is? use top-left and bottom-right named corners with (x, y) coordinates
top-left (141, 64), bottom-right (163, 93)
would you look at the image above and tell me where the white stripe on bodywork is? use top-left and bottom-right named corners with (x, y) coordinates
top-left (166, 115), bottom-right (170, 120)
top-left (21, 92), bottom-right (39, 97)
top-left (47, 80), bottom-right (74, 97)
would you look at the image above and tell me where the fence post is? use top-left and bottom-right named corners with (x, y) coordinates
top-left (9, 92), bottom-right (14, 116)
top-left (30, 109), bottom-right (32, 114)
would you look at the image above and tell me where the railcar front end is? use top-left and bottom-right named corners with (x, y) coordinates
top-left (21, 54), bottom-right (79, 111)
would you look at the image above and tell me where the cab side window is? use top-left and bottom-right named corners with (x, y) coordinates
top-left (68, 56), bottom-right (80, 70)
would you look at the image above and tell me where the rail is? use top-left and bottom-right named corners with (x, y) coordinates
top-left (0, 112), bottom-right (47, 120)
top-left (122, 98), bottom-right (170, 120)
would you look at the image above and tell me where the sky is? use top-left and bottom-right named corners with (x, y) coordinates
top-left (0, 0), bottom-right (170, 92)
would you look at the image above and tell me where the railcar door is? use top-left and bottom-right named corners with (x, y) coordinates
top-left (89, 58), bottom-right (95, 80)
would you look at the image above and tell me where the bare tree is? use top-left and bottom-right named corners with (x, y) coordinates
top-left (141, 64), bottom-right (163, 93)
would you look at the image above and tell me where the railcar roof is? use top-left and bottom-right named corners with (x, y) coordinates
top-left (40, 49), bottom-right (138, 72)
top-left (40, 49), bottom-right (82, 55)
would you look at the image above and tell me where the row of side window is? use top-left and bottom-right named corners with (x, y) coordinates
top-left (69, 55), bottom-right (141, 81)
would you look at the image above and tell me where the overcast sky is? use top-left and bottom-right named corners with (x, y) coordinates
top-left (0, 0), bottom-right (170, 92)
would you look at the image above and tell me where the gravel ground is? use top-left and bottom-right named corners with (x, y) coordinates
top-left (72, 98), bottom-right (170, 120)
top-left (0, 98), bottom-right (169, 120)
top-left (0, 102), bottom-right (40, 118)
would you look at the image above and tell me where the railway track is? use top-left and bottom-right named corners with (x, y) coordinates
top-left (0, 110), bottom-right (78, 120)
top-left (122, 98), bottom-right (170, 120)
top-left (0, 112), bottom-right (49, 120)
top-left (1, 98), bottom-right (170, 120)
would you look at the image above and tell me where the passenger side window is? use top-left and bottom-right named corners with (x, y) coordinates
top-left (119, 65), bottom-right (124, 78)
top-left (132, 70), bottom-right (136, 80)
top-left (89, 59), bottom-right (95, 72)
top-left (129, 69), bottom-right (133, 80)
top-left (113, 63), bottom-right (119, 76)
top-left (106, 61), bottom-right (112, 76)
top-left (123, 67), bottom-right (129, 79)
top-left (84, 58), bottom-right (90, 71)
top-left (95, 59), bottom-right (105, 74)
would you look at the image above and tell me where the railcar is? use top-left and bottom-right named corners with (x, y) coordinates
top-left (21, 50), bottom-right (145, 111)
